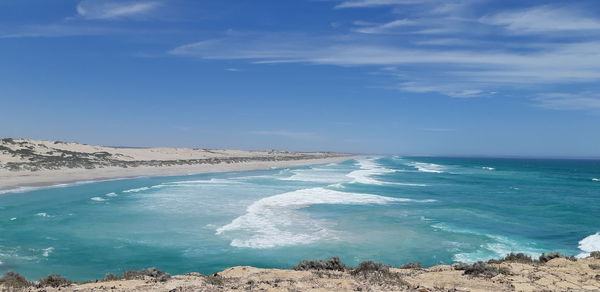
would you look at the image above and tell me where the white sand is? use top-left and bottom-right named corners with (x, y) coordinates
top-left (0, 138), bottom-right (355, 192)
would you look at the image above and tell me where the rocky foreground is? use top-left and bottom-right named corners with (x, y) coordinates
top-left (2, 254), bottom-right (600, 291)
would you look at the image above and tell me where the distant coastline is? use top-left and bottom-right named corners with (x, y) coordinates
top-left (0, 138), bottom-right (355, 192)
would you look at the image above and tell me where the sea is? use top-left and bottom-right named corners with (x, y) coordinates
top-left (1, 156), bottom-right (599, 281)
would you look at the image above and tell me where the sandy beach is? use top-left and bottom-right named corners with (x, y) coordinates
top-left (0, 138), bottom-right (355, 192)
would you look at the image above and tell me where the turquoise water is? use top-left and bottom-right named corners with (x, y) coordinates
top-left (1, 156), bottom-right (599, 281)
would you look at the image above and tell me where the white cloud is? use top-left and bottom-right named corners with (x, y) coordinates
top-left (399, 82), bottom-right (487, 98)
top-left (336, 0), bottom-right (422, 9)
top-left (354, 19), bottom-right (418, 34)
top-left (482, 6), bottom-right (600, 34)
top-left (168, 2), bottom-right (600, 111)
top-left (76, 0), bottom-right (160, 20)
top-left (0, 24), bottom-right (119, 38)
top-left (170, 35), bottom-right (600, 84)
top-left (535, 92), bottom-right (600, 110)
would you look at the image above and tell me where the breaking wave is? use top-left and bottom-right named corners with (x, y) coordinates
top-left (408, 162), bottom-right (445, 173)
top-left (577, 232), bottom-right (600, 258)
top-left (216, 187), bottom-right (434, 248)
top-left (432, 223), bottom-right (543, 263)
top-left (347, 159), bottom-right (426, 186)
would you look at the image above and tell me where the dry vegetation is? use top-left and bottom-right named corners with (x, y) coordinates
top-left (2, 253), bottom-right (600, 291)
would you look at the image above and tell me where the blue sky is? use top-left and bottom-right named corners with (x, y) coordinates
top-left (1, 0), bottom-right (600, 157)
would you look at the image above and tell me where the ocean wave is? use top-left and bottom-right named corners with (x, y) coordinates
top-left (168, 178), bottom-right (240, 185)
top-left (347, 159), bottom-right (426, 186)
top-left (432, 223), bottom-right (543, 263)
top-left (280, 168), bottom-right (351, 183)
top-left (105, 192), bottom-right (118, 197)
top-left (35, 212), bottom-right (50, 217)
top-left (482, 167), bottom-right (495, 171)
top-left (408, 162), bottom-right (445, 173)
top-left (122, 185), bottom-right (164, 193)
top-left (576, 232), bottom-right (600, 258)
top-left (592, 178), bottom-right (599, 182)
top-left (0, 179), bottom-right (127, 195)
top-left (90, 197), bottom-right (107, 201)
top-left (42, 247), bottom-right (54, 257)
top-left (216, 187), bottom-right (433, 248)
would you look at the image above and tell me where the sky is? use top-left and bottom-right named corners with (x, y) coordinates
top-left (1, 0), bottom-right (600, 157)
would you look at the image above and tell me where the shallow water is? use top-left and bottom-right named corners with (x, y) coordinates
top-left (0, 156), bottom-right (599, 281)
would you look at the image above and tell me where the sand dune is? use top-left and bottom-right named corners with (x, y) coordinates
top-left (0, 138), bottom-right (353, 191)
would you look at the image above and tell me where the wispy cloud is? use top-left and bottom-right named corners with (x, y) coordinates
top-left (336, 0), bottom-right (423, 9)
top-left (535, 92), bottom-right (600, 111)
top-left (76, 0), bottom-right (161, 20)
top-left (482, 6), bottom-right (600, 34)
top-left (167, 1), bottom-right (600, 111)
top-left (247, 130), bottom-right (317, 139)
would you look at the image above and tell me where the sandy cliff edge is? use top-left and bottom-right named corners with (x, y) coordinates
top-left (2, 255), bottom-right (600, 291)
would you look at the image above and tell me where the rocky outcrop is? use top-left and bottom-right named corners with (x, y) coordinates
top-left (2, 256), bottom-right (600, 291)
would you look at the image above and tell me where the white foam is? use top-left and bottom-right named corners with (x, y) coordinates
top-left (347, 159), bottom-right (426, 186)
top-left (216, 187), bottom-right (433, 248)
top-left (280, 168), bottom-right (352, 183)
top-left (592, 178), bottom-right (599, 182)
top-left (168, 178), bottom-right (241, 185)
top-left (122, 185), bottom-right (164, 193)
top-left (0, 178), bottom-right (127, 195)
top-left (42, 247), bottom-right (54, 257)
top-left (90, 197), bottom-right (106, 201)
top-left (432, 223), bottom-right (543, 263)
top-left (408, 162), bottom-right (445, 173)
top-left (576, 232), bottom-right (600, 258)
top-left (9, 217), bottom-right (16, 221)
top-left (482, 167), bottom-right (495, 171)
top-left (35, 212), bottom-right (49, 217)
top-left (105, 192), bottom-right (118, 197)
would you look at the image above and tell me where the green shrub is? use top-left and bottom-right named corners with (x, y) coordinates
top-left (0, 271), bottom-right (30, 288)
top-left (590, 251), bottom-right (600, 259)
top-left (294, 257), bottom-right (347, 271)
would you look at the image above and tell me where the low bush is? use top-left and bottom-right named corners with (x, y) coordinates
top-left (351, 261), bottom-right (389, 275)
top-left (590, 251), bottom-right (600, 259)
top-left (538, 252), bottom-right (575, 263)
top-left (38, 274), bottom-right (71, 287)
top-left (294, 257), bottom-right (347, 271)
top-left (455, 262), bottom-right (509, 278)
top-left (488, 252), bottom-right (534, 264)
top-left (123, 267), bottom-right (171, 282)
top-left (351, 261), bottom-right (408, 287)
top-left (399, 262), bottom-right (422, 269)
top-left (0, 271), bottom-right (30, 288)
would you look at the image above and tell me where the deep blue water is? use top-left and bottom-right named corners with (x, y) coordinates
top-left (0, 156), bottom-right (599, 281)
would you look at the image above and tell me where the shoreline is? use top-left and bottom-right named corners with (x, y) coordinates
top-left (0, 156), bottom-right (357, 194)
